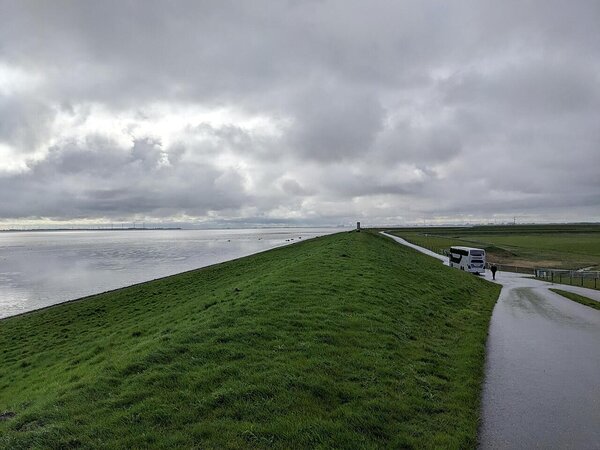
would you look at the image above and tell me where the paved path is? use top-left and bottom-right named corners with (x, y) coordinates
top-left (380, 232), bottom-right (449, 263)
top-left (381, 232), bottom-right (600, 449)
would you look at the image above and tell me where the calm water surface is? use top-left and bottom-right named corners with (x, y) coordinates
top-left (0, 228), bottom-right (338, 319)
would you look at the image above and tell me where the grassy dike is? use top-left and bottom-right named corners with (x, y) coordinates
top-left (0, 231), bottom-right (500, 449)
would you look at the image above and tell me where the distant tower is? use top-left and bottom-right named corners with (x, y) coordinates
top-left (356, 221), bottom-right (361, 232)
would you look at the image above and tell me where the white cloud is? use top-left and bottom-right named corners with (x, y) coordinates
top-left (0, 0), bottom-right (599, 225)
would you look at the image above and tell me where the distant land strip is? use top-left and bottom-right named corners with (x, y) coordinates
top-left (0, 227), bottom-right (182, 232)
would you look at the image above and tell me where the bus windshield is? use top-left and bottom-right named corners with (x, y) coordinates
top-left (470, 250), bottom-right (484, 256)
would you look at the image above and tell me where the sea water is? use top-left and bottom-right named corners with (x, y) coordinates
top-left (0, 228), bottom-right (338, 319)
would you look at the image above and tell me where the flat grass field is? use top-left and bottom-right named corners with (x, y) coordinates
top-left (0, 231), bottom-right (500, 449)
top-left (387, 224), bottom-right (600, 270)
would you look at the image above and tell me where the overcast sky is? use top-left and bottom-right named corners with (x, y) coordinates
top-left (1, 0), bottom-right (599, 227)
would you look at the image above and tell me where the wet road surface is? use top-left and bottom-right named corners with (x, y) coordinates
top-left (478, 272), bottom-right (600, 449)
top-left (381, 232), bottom-right (600, 449)
top-left (380, 232), bottom-right (448, 263)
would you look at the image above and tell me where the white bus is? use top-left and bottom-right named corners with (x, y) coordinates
top-left (449, 246), bottom-right (486, 274)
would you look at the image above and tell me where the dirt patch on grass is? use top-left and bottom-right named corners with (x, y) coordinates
top-left (16, 419), bottom-right (45, 432)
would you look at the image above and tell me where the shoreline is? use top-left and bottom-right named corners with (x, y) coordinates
top-left (0, 228), bottom-right (183, 233)
top-left (0, 232), bottom-right (329, 322)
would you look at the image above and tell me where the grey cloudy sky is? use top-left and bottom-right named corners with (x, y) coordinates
top-left (1, 0), bottom-right (599, 227)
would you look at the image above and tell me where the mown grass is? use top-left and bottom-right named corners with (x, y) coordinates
top-left (550, 288), bottom-right (600, 311)
top-left (387, 224), bottom-right (600, 270)
top-left (0, 231), bottom-right (500, 449)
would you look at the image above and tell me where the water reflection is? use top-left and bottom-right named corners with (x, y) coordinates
top-left (0, 228), bottom-right (338, 318)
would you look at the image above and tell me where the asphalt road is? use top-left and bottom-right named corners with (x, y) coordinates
top-left (381, 232), bottom-right (600, 449)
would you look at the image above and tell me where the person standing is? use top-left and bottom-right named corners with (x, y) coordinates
top-left (490, 264), bottom-right (498, 280)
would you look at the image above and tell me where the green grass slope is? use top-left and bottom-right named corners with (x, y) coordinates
top-left (0, 231), bottom-right (500, 449)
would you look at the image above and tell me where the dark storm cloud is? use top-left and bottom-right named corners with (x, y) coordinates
top-left (0, 94), bottom-right (54, 152)
top-left (375, 121), bottom-right (463, 165)
top-left (443, 58), bottom-right (600, 117)
top-left (0, 136), bottom-right (248, 219)
top-left (287, 84), bottom-right (384, 162)
top-left (0, 0), bottom-right (599, 224)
